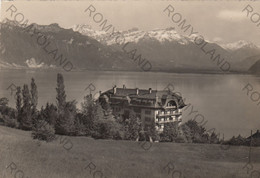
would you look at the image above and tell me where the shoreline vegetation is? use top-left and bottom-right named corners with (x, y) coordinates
top-left (0, 73), bottom-right (259, 148)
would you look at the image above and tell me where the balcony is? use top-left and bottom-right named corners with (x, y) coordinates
top-left (156, 118), bottom-right (182, 124)
top-left (157, 112), bottom-right (182, 117)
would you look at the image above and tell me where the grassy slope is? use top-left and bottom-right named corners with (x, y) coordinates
top-left (0, 125), bottom-right (260, 178)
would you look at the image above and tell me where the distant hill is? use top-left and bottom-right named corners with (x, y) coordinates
top-left (249, 56), bottom-right (260, 74)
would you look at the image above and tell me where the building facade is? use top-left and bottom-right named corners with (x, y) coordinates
top-left (99, 85), bottom-right (186, 132)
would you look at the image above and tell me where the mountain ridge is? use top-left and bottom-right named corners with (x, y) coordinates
top-left (0, 20), bottom-right (259, 74)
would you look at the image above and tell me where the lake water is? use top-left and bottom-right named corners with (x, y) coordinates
top-left (0, 69), bottom-right (260, 139)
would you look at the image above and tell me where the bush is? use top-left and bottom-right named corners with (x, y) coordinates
top-left (92, 119), bottom-right (124, 140)
top-left (2, 115), bottom-right (18, 128)
top-left (32, 120), bottom-right (55, 142)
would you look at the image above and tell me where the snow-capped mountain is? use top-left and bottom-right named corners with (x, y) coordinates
top-left (72, 24), bottom-right (259, 53)
top-left (72, 25), bottom-right (197, 46)
top-left (72, 24), bottom-right (260, 72)
top-left (221, 40), bottom-right (259, 51)
top-left (1, 20), bottom-right (260, 73)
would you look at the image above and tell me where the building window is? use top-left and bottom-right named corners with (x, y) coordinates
top-left (145, 110), bottom-right (151, 115)
top-left (145, 117), bottom-right (151, 122)
top-left (134, 108), bottom-right (141, 113)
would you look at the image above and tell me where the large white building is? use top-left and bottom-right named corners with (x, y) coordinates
top-left (99, 85), bottom-right (186, 132)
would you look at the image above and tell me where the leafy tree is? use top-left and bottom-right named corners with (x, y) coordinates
top-left (145, 120), bottom-right (158, 142)
top-left (20, 84), bottom-right (32, 130)
top-left (55, 100), bottom-right (76, 135)
top-left (32, 120), bottom-right (55, 142)
top-left (74, 113), bottom-right (87, 136)
top-left (55, 73), bottom-right (76, 135)
top-left (81, 95), bottom-right (99, 134)
top-left (30, 78), bottom-right (38, 111)
top-left (180, 124), bottom-right (193, 143)
top-left (0, 97), bottom-right (17, 128)
top-left (15, 86), bottom-right (22, 123)
top-left (38, 103), bottom-right (58, 126)
top-left (30, 78), bottom-right (38, 128)
top-left (56, 73), bottom-right (66, 114)
top-left (124, 112), bottom-right (142, 140)
top-left (209, 132), bottom-right (220, 144)
top-left (184, 120), bottom-right (208, 143)
top-left (160, 122), bottom-right (179, 142)
top-left (0, 97), bottom-right (9, 107)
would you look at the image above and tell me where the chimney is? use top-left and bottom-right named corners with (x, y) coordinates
top-left (136, 88), bottom-right (139, 95)
top-left (123, 84), bottom-right (126, 89)
top-left (149, 88), bottom-right (152, 94)
top-left (113, 85), bottom-right (117, 94)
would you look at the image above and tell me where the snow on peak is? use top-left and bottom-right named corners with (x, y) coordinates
top-left (222, 40), bottom-right (258, 50)
top-left (71, 25), bottom-right (259, 49)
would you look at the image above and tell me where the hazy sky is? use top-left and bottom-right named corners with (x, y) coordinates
top-left (1, 1), bottom-right (260, 45)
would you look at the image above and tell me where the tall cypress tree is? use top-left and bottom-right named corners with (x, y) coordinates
top-left (55, 73), bottom-right (75, 135)
top-left (15, 86), bottom-right (22, 123)
top-left (20, 84), bottom-right (32, 130)
top-left (30, 78), bottom-right (38, 111)
top-left (31, 78), bottom-right (38, 127)
top-left (56, 73), bottom-right (66, 114)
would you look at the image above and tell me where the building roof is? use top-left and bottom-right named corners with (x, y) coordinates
top-left (247, 130), bottom-right (260, 139)
top-left (100, 86), bottom-right (186, 109)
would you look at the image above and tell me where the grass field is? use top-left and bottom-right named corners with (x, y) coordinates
top-left (0, 125), bottom-right (260, 178)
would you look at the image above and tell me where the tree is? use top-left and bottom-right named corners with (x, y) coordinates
top-left (55, 100), bottom-right (76, 135)
top-left (15, 86), bottom-right (22, 123)
top-left (160, 122), bottom-right (179, 142)
top-left (184, 120), bottom-right (208, 143)
top-left (146, 120), bottom-right (158, 142)
top-left (20, 84), bottom-right (32, 130)
top-left (30, 78), bottom-right (38, 111)
top-left (38, 103), bottom-right (58, 126)
top-left (32, 120), bottom-right (55, 142)
top-left (56, 73), bottom-right (66, 114)
top-left (124, 112), bottom-right (142, 141)
top-left (31, 78), bottom-right (38, 127)
top-left (0, 97), bottom-right (9, 107)
top-left (81, 95), bottom-right (98, 134)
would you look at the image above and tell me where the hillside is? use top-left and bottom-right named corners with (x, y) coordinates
top-left (249, 56), bottom-right (260, 74)
top-left (0, 20), bottom-right (137, 71)
top-left (0, 125), bottom-right (260, 178)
